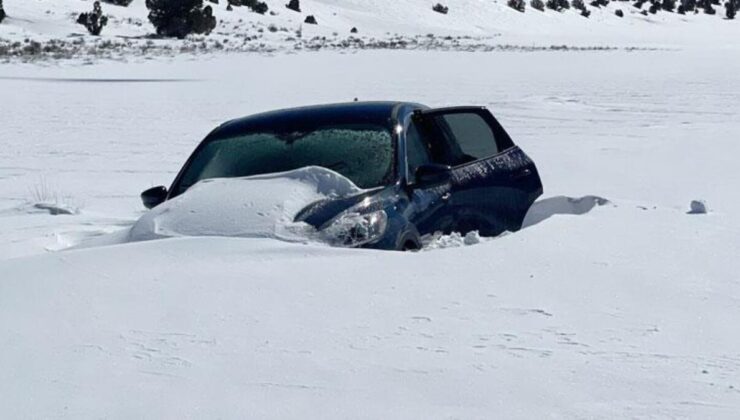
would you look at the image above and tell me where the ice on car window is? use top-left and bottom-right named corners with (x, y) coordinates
top-left (178, 124), bottom-right (394, 191)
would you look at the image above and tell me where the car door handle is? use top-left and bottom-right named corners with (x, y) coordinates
top-left (441, 192), bottom-right (452, 201)
top-left (511, 168), bottom-right (532, 180)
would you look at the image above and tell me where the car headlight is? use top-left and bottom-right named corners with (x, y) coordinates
top-left (320, 209), bottom-right (388, 247)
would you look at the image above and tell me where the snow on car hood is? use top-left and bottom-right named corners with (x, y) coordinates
top-left (128, 166), bottom-right (365, 243)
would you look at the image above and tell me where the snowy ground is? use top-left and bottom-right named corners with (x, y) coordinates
top-left (2, 9), bottom-right (740, 418)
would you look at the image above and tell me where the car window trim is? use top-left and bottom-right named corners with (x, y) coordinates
top-left (447, 144), bottom-right (518, 171)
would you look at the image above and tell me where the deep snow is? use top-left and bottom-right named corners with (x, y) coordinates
top-left (128, 166), bottom-right (362, 243)
top-left (1, 4), bottom-right (740, 417)
top-left (1, 0), bottom-right (739, 62)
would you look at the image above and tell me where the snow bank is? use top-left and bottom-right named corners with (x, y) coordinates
top-left (127, 166), bottom-right (363, 243)
top-left (422, 230), bottom-right (485, 250)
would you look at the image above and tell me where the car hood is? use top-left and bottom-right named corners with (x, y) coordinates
top-left (128, 166), bottom-right (366, 243)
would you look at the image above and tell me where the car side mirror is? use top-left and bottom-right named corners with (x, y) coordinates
top-left (141, 186), bottom-right (168, 209)
top-left (414, 164), bottom-right (452, 188)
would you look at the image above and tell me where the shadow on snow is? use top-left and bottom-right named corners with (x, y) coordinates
top-left (522, 195), bottom-right (609, 229)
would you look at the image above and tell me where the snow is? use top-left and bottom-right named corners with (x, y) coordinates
top-left (2, 1), bottom-right (740, 418)
top-left (127, 166), bottom-right (362, 244)
top-left (1, 0), bottom-right (739, 62)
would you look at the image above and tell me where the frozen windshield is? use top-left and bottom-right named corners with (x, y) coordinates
top-left (175, 124), bottom-right (394, 194)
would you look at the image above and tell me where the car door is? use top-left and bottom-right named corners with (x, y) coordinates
top-left (403, 119), bottom-right (457, 236)
top-left (414, 107), bottom-right (543, 236)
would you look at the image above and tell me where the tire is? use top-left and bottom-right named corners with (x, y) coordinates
top-left (396, 226), bottom-right (421, 252)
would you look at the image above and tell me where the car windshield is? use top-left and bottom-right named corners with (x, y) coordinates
top-left (175, 123), bottom-right (394, 194)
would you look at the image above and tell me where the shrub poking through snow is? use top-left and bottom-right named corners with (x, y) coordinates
top-left (727, 0), bottom-right (737, 18)
top-left (101, 0), bottom-right (134, 6)
top-left (243, 0), bottom-right (269, 14)
top-left (590, 0), bottom-right (609, 6)
top-left (531, 0), bottom-right (546, 10)
top-left (649, 0), bottom-right (661, 12)
top-left (286, 0), bottom-right (301, 12)
top-left (573, 0), bottom-right (592, 15)
top-left (433, 3), bottom-right (449, 14)
top-left (0, 0), bottom-right (5, 24)
top-left (616, 8), bottom-right (625, 14)
top-left (547, 0), bottom-right (571, 10)
top-left (304, 15), bottom-right (317, 24)
top-left (350, 27), bottom-right (358, 33)
top-left (680, 0), bottom-right (697, 11)
top-left (662, 0), bottom-right (677, 10)
top-left (146, 0), bottom-right (216, 39)
top-left (77, 2), bottom-right (109, 36)
top-left (508, 0), bottom-right (527, 11)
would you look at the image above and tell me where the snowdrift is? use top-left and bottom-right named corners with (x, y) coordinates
top-left (85, 166), bottom-right (365, 247)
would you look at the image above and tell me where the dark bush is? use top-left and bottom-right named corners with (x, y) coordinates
top-left (77, 2), bottom-right (109, 35)
top-left (681, 0), bottom-right (697, 10)
top-left (727, 0), bottom-right (737, 17)
top-left (547, 0), bottom-right (571, 10)
top-left (145, 0), bottom-right (217, 39)
top-left (225, 0), bottom-right (267, 13)
top-left (350, 26), bottom-right (358, 33)
top-left (662, 0), bottom-right (676, 10)
top-left (508, 0), bottom-right (527, 12)
top-left (648, 0), bottom-right (661, 12)
top-left (590, 0), bottom-right (609, 6)
top-left (572, 0), bottom-right (591, 15)
top-left (243, 0), bottom-right (268, 14)
top-left (531, 0), bottom-right (546, 10)
top-left (286, 0), bottom-right (301, 12)
top-left (633, 0), bottom-right (647, 8)
top-left (616, 8), bottom-right (625, 14)
top-left (101, 0), bottom-right (134, 6)
top-left (0, 0), bottom-right (5, 24)
top-left (433, 3), bottom-right (449, 14)
top-left (304, 15), bottom-right (317, 24)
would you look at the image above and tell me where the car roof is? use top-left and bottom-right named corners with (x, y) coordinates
top-left (210, 101), bottom-right (428, 139)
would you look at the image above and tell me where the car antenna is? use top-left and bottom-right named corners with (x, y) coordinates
top-left (353, 97), bottom-right (358, 102)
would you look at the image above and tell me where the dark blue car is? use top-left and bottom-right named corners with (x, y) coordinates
top-left (141, 102), bottom-right (543, 250)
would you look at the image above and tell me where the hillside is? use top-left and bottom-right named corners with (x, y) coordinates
top-left (0, 0), bottom-right (737, 61)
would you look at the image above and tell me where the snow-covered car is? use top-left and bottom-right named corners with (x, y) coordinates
top-left (140, 102), bottom-right (543, 250)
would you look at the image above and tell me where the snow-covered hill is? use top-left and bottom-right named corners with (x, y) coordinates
top-left (0, 0), bottom-right (737, 62)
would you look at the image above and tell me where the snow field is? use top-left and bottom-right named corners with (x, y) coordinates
top-left (1, 38), bottom-right (740, 418)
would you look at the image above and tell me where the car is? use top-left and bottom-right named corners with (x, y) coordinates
top-left (140, 101), bottom-right (543, 251)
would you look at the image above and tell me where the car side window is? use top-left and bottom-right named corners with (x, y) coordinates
top-left (405, 122), bottom-right (433, 184)
top-left (433, 113), bottom-right (499, 165)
